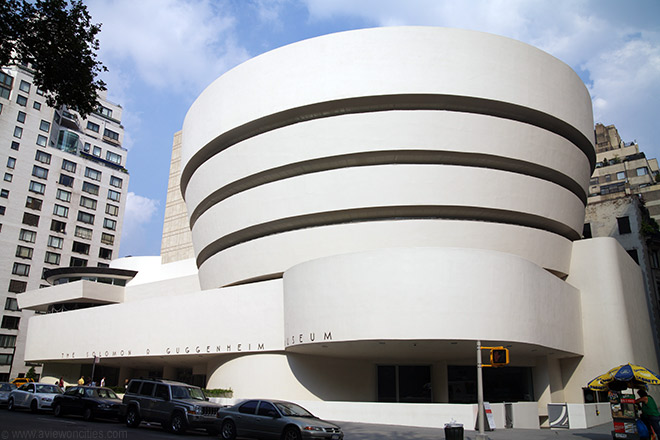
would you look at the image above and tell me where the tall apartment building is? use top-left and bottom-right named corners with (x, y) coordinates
top-left (584, 123), bottom-right (660, 365)
top-left (0, 63), bottom-right (129, 381)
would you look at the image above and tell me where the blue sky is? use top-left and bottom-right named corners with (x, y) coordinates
top-left (83, 0), bottom-right (660, 258)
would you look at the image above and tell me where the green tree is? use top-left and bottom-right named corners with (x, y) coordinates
top-left (25, 366), bottom-right (37, 380)
top-left (0, 0), bottom-right (107, 116)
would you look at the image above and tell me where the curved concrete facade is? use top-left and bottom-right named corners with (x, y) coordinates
top-left (181, 26), bottom-right (594, 289)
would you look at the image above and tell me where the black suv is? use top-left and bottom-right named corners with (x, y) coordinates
top-left (121, 378), bottom-right (223, 434)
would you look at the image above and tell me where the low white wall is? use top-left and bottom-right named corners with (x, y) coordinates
top-left (567, 403), bottom-right (612, 429)
top-left (208, 398), bottom-right (542, 431)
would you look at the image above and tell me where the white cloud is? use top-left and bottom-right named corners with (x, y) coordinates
top-left (120, 192), bottom-right (160, 255)
top-left (87, 0), bottom-right (250, 94)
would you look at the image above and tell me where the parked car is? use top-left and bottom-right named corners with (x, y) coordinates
top-left (216, 399), bottom-right (343, 440)
top-left (121, 378), bottom-right (224, 434)
top-left (11, 377), bottom-right (34, 387)
top-left (0, 382), bottom-right (17, 406)
top-left (53, 386), bottom-right (122, 421)
top-left (7, 382), bottom-right (62, 412)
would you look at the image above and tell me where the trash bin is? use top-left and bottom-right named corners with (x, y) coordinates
top-left (444, 423), bottom-right (464, 440)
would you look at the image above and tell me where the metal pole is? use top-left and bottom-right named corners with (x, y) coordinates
top-left (477, 340), bottom-right (488, 440)
top-left (90, 356), bottom-right (97, 385)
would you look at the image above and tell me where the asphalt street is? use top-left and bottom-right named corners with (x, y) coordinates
top-left (0, 407), bottom-right (616, 440)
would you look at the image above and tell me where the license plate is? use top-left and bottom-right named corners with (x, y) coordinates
top-left (331, 435), bottom-right (340, 440)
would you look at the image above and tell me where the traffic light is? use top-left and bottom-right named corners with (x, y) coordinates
top-left (490, 348), bottom-right (509, 367)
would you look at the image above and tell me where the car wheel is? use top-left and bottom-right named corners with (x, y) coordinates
top-left (53, 403), bottom-right (63, 417)
top-left (83, 407), bottom-right (94, 421)
top-left (30, 400), bottom-right (38, 413)
top-left (221, 420), bottom-right (237, 440)
top-left (170, 412), bottom-right (187, 434)
top-left (7, 398), bottom-right (14, 411)
top-left (283, 427), bottom-right (302, 440)
top-left (125, 406), bottom-right (140, 428)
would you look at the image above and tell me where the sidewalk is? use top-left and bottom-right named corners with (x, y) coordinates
top-left (338, 421), bottom-right (614, 439)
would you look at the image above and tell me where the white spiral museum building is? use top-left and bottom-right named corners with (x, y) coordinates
top-left (21, 27), bottom-right (658, 429)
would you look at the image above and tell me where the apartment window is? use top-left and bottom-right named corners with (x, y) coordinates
top-left (15, 245), bottom-right (33, 259)
top-left (106, 151), bottom-right (122, 165)
top-left (83, 142), bottom-right (90, 152)
top-left (35, 150), bottom-right (51, 164)
top-left (44, 252), bottom-right (60, 265)
top-left (19, 80), bottom-right (30, 93)
top-left (79, 196), bottom-right (97, 210)
top-left (103, 128), bottom-right (119, 142)
top-left (74, 226), bottom-right (92, 240)
top-left (616, 171), bottom-right (625, 180)
top-left (16, 94), bottom-right (27, 106)
top-left (0, 335), bottom-right (17, 348)
top-left (17, 111), bottom-right (26, 123)
top-left (18, 229), bottom-right (36, 243)
top-left (25, 196), bottom-right (43, 211)
top-left (22, 212), bottom-right (39, 227)
top-left (50, 219), bottom-right (66, 234)
top-left (0, 206), bottom-right (5, 215)
top-left (0, 354), bottom-right (14, 365)
top-left (107, 189), bottom-right (121, 202)
top-left (1, 316), bottom-right (20, 330)
top-left (0, 189), bottom-right (8, 198)
top-left (637, 167), bottom-right (649, 176)
top-left (58, 174), bottom-right (74, 187)
top-left (55, 189), bottom-right (71, 202)
top-left (53, 204), bottom-right (68, 218)
top-left (70, 257), bottom-right (87, 267)
top-left (47, 235), bottom-right (63, 249)
top-left (103, 218), bottom-right (116, 230)
top-left (8, 280), bottom-right (27, 293)
top-left (101, 233), bottom-right (114, 245)
top-left (92, 146), bottom-right (101, 157)
top-left (7, 280), bottom-right (27, 293)
top-left (85, 167), bottom-right (101, 181)
top-left (109, 176), bottom-right (123, 188)
top-left (13, 126), bottom-right (22, 138)
top-left (72, 241), bottom-right (90, 255)
top-left (32, 165), bottom-right (48, 179)
top-left (29, 180), bottom-right (46, 194)
top-left (10, 141), bottom-right (19, 150)
top-left (105, 204), bottom-right (119, 216)
top-left (99, 248), bottom-right (112, 260)
top-left (12, 262), bottom-right (30, 276)
top-left (82, 182), bottom-right (99, 195)
top-left (0, 71), bottom-right (13, 98)
top-left (86, 121), bottom-right (100, 132)
top-left (3, 173), bottom-right (11, 182)
top-left (4, 298), bottom-right (19, 312)
top-left (627, 249), bottom-right (639, 264)
top-left (97, 106), bottom-right (113, 118)
top-left (617, 216), bottom-right (632, 235)
top-left (6, 157), bottom-right (15, 169)
top-left (61, 159), bottom-right (76, 173)
top-left (77, 211), bottom-right (94, 224)
top-left (33, 101), bottom-right (41, 110)
top-left (39, 120), bottom-right (50, 132)
top-left (36, 134), bottom-right (47, 147)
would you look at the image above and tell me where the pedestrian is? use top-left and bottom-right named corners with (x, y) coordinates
top-left (100, 377), bottom-right (105, 387)
top-left (636, 389), bottom-right (660, 438)
top-left (78, 376), bottom-right (85, 385)
top-left (58, 377), bottom-right (64, 388)
top-left (124, 379), bottom-right (129, 391)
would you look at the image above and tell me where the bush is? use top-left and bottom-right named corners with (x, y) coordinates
top-left (203, 388), bottom-right (233, 397)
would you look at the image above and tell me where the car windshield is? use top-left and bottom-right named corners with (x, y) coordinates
top-left (86, 388), bottom-right (117, 399)
top-left (170, 385), bottom-right (205, 401)
top-left (36, 385), bottom-right (61, 394)
top-left (0, 383), bottom-right (16, 391)
top-left (275, 402), bottom-right (314, 417)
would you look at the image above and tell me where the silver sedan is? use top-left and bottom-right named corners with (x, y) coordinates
top-left (0, 382), bottom-right (17, 406)
top-left (216, 399), bottom-right (343, 440)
